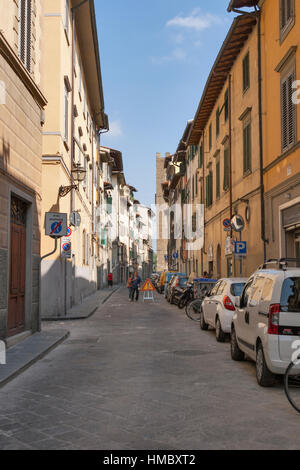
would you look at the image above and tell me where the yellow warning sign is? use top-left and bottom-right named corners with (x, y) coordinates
top-left (141, 279), bottom-right (156, 292)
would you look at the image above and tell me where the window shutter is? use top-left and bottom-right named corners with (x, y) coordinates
top-left (223, 147), bottom-right (229, 191)
top-left (216, 160), bottom-right (220, 199)
top-left (281, 70), bottom-right (296, 152)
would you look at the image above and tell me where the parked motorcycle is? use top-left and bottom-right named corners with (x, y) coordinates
top-left (177, 283), bottom-right (194, 310)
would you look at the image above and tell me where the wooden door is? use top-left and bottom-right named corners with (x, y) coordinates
top-left (7, 197), bottom-right (27, 337)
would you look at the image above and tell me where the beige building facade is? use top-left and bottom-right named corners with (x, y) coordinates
top-left (0, 0), bottom-right (47, 341)
top-left (40, 0), bottom-right (109, 318)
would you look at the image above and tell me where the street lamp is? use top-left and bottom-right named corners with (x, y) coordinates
top-left (59, 163), bottom-right (87, 197)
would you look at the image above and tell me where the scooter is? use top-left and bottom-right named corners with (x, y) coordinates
top-left (177, 283), bottom-right (194, 310)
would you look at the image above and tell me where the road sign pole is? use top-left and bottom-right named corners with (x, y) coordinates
top-left (38, 238), bottom-right (58, 332)
top-left (239, 232), bottom-right (242, 277)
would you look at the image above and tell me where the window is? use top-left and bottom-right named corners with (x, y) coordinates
top-left (65, 0), bottom-right (69, 35)
top-left (224, 90), bottom-right (229, 122)
top-left (281, 67), bottom-right (297, 152)
top-left (249, 276), bottom-right (265, 306)
top-left (280, 0), bottom-right (295, 40)
top-left (209, 123), bottom-right (212, 151)
top-left (240, 278), bottom-right (254, 308)
top-left (198, 144), bottom-right (203, 168)
top-left (243, 52), bottom-right (250, 92)
top-left (223, 146), bottom-right (230, 191)
top-left (243, 114), bottom-right (252, 174)
top-left (280, 278), bottom-right (300, 312)
top-left (216, 107), bottom-right (220, 138)
top-left (231, 283), bottom-right (246, 297)
top-left (206, 168), bottom-right (213, 208)
top-left (261, 278), bottom-right (275, 302)
top-left (64, 85), bottom-right (69, 143)
top-left (216, 158), bottom-right (220, 200)
top-left (19, 0), bottom-right (32, 72)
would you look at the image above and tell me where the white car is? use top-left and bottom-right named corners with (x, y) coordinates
top-left (231, 259), bottom-right (300, 387)
top-left (200, 278), bottom-right (247, 342)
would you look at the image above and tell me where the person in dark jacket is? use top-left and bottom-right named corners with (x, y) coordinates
top-left (130, 272), bottom-right (142, 302)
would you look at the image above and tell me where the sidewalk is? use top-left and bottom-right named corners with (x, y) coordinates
top-left (43, 285), bottom-right (121, 321)
top-left (0, 329), bottom-right (69, 388)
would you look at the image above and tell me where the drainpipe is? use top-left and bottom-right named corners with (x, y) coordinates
top-left (257, 12), bottom-right (268, 262)
top-left (230, 2), bottom-right (267, 262)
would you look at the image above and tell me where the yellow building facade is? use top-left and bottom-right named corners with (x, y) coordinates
top-left (41, 0), bottom-right (108, 318)
top-left (228, 0), bottom-right (300, 263)
top-left (0, 0), bottom-right (47, 341)
top-left (185, 14), bottom-right (265, 279)
top-left (260, 0), bottom-right (300, 260)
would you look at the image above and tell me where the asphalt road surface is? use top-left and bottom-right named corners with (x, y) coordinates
top-left (0, 287), bottom-right (299, 450)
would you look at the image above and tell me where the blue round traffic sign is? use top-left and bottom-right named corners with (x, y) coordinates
top-left (62, 243), bottom-right (71, 252)
top-left (51, 222), bottom-right (63, 235)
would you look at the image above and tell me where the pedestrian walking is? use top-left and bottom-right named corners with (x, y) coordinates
top-left (108, 272), bottom-right (113, 288)
top-left (130, 272), bottom-right (142, 302)
top-left (127, 273), bottom-right (134, 299)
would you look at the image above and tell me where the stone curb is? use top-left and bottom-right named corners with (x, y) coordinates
top-left (42, 286), bottom-right (121, 322)
top-left (0, 329), bottom-right (70, 389)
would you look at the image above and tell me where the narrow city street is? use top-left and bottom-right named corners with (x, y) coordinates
top-left (0, 288), bottom-right (299, 450)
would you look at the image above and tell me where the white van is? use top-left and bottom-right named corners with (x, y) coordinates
top-left (231, 259), bottom-right (300, 387)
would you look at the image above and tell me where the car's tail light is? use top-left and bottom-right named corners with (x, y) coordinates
top-left (223, 296), bottom-right (235, 311)
top-left (268, 304), bottom-right (280, 335)
top-left (176, 279), bottom-right (179, 287)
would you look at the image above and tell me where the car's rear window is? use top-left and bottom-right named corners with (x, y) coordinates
top-left (280, 278), bottom-right (300, 312)
top-left (230, 283), bottom-right (245, 297)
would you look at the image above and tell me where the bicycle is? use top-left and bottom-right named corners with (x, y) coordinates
top-left (185, 298), bottom-right (203, 322)
top-left (284, 358), bottom-right (300, 413)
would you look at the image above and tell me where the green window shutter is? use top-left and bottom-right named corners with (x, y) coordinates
top-left (216, 108), bottom-right (220, 137)
top-left (107, 197), bottom-right (112, 214)
top-left (243, 123), bottom-right (251, 174)
top-left (206, 176), bottom-right (209, 208)
top-left (181, 189), bottom-right (185, 204)
top-left (209, 124), bottom-right (212, 150)
top-left (243, 52), bottom-right (250, 92)
top-left (223, 148), bottom-right (229, 191)
top-left (180, 161), bottom-right (186, 176)
top-left (198, 144), bottom-right (203, 168)
top-left (224, 90), bottom-right (229, 122)
top-left (216, 160), bottom-right (220, 199)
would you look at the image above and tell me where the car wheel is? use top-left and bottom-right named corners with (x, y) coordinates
top-left (216, 317), bottom-right (226, 343)
top-left (200, 309), bottom-right (209, 331)
top-left (256, 343), bottom-right (276, 387)
top-left (231, 327), bottom-right (245, 361)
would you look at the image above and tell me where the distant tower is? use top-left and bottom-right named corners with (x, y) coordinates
top-left (155, 152), bottom-right (169, 272)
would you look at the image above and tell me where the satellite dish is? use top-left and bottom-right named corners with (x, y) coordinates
top-left (231, 215), bottom-right (245, 233)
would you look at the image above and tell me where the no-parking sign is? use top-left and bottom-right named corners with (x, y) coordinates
top-left (61, 236), bottom-right (72, 259)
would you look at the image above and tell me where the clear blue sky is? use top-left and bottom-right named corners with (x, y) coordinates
top-left (95, 1), bottom-right (235, 207)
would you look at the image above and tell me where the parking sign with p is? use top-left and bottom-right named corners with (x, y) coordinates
top-left (235, 241), bottom-right (247, 257)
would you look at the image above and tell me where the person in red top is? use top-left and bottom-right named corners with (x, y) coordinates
top-left (108, 273), bottom-right (113, 288)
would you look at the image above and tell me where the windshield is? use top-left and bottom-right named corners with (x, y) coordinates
top-left (231, 283), bottom-right (246, 297)
top-left (280, 278), bottom-right (300, 312)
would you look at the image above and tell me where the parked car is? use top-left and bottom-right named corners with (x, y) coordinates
top-left (164, 272), bottom-right (187, 299)
top-left (168, 275), bottom-right (189, 304)
top-left (200, 278), bottom-right (247, 342)
top-left (158, 271), bottom-right (178, 295)
top-left (231, 259), bottom-right (300, 387)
